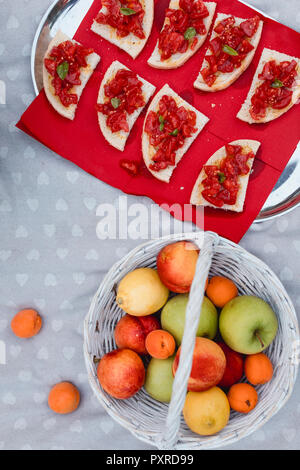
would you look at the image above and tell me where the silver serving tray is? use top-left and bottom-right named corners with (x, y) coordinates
top-left (31, 0), bottom-right (300, 223)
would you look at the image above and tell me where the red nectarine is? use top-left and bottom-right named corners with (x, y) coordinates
top-left (217, 342), bottom-right (244, 389)
top-left (97, 349), bottom-right (145, 399)
top-left (173, 337), bottom-right (226, 392)
top-left (114, 314), bottom-right (160, 355)
top-left (157, 241), bottom-right (199, 293)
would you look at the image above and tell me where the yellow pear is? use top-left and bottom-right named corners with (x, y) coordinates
top-left (116, 268), bottom-right (169, 316)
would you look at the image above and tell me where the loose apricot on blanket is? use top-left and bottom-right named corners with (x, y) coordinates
top-left (145, 329), bottom-right (176, 359)
top-left (206, 276), bottom-right (238, 308)
top-left (227, 383), bottom-right (258, 413)
top-left (48, 382), bottom-right (80, 414)
top-left (244, 353), bottom-right (273, 385)
top-left (11, 309), bottom-right (42, 338)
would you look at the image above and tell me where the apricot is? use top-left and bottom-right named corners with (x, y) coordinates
top-left (173, 337), bottom-right (226, 392)
top-left (11, 309), bottom-right (42, 338)
top-left (227, 383), bottom-right (258, 413)
top-left (244, 353), bottom-right (273, 385)
top-left (206, 276), bottom-right (238, 308)
top-left (114, 314), bottom-right (160, 355)
top-left (145, 329), bottom-right (176, 359)
top-left (97, 349), bottom-right (145, 399)
top-left (48, 382), bottom-right (80, 414)
top-left (157, 241), bottom-right (199, 293)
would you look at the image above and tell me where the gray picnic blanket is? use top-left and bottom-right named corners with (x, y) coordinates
top-left (0, 0), bottom-right (299, 450)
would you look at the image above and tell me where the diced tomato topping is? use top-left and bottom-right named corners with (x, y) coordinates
top-left (97, 68), bottom-right (145, 133)
top-left (191, 37), bottom-right (198, 50)
top-left (239, 16), bottom-right (260, 37)
top-left (213, 16), bottom-right (235, 34)
top-left (250, 59), bottom-right (297, 120)
top-left (120, 159), bottom-right (140, 176)
top-left (95, 0), bottom-right (145, 39)
top-left (144, 95), bottom-right (197, 172)
top-left (44, 40), bottom-right (94, 107)
top-left (158, 0), bottom-right (209, 60)
top-left (201, 144), bottom-right (255, 208)
top-left (201, 15), bottom-right (260, 87)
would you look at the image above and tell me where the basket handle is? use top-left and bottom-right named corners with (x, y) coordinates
top-left (156, 231), bottom-right (219, 449)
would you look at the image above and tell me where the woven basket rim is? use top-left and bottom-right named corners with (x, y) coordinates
top-left (83, 231), bottom-right (299, 449)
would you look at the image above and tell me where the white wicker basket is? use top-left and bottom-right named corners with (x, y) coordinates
top-left (83, 231), bottom-right (299, 450)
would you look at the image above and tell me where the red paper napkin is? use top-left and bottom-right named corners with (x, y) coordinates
top-left (17, 0), bottom-right (300, 242)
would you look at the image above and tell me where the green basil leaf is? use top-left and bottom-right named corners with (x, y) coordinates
top-left (170, 128), bottom-right (179, 136)
top-left (159, 122), bottom-right (165, 132)
top-left (56, 61), bottom-right (69, 80)
top-left (271, 78), bottom-right (283, 88)
top-left (184, 27), bottom-right (197, 41)
top-left (120, 7), bottom-right (137, 15)
top-left (111, 97), bottom-right (120, 109)
top-left (222, 44), bottom-right (238, 56)
top-left (218, 172), bottom-right (226, 184)
top-left (159, 115), bottom-right (165, 124)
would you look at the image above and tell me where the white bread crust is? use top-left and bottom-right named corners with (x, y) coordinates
top-left (91, 0), bottom-right (154, 59)
top-left (190, 139), bottom-right (261, 212)
top-left (142, 84), bottom-right (209, 182)
top-left (43, 30), bottom-right (100, 120)
top-left (237, 48), bottom-right (300, 123)
top-left (148, 1), bottom-right (216, 70)
top-left (194, 13), bottom-right (263, 92)
top-left (97, 60), bottom-right (156, 151)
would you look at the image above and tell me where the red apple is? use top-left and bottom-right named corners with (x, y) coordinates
top-left (97, 349), bottom-right (145, 399)
top-left (157, 241), bottom-right (199, 293)
top-left (114, 314), bottom-right (160, 355)
top-left (172, 337), bottom-right (226, 392)
top-left (217, 342), bottom-right (244, 388)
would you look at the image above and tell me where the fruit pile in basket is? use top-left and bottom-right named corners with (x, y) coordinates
top-left (97, 241), bottom-right (278, 436)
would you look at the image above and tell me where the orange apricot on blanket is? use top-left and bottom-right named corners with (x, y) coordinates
top-left (145, 329), bottom-right (176, 359)
top-left (48, 382), bottom-right (80, 414)
top-left (11, 309), bottom-right (42, 338)
top-left (244, 353), bottom-right (273, 385)
top-left (206, 276), bottom-right (238, 308)
top-left (227, 383), bottom-right (258, 413)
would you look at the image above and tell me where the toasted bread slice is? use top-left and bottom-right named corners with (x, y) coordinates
top-left (194, 14), bottom-right (263, 92)
top-left (142, 84), bottom-right (209, 182)
top-left (148, 1), bottom-right (216, 70)
top-left (97, 60), bottom-right (156, 151)
top-left (43, 31), bottom-right (100, 120)
top-left (237, 48), bottom-right (300, 123)
top-left (91, 0), bottom-right (154, 59)
top-left (190, 139), bottom-right (261, 212)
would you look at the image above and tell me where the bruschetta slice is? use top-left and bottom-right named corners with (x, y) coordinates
top-left (43, 30), bottom-right (100, 120)
top-left (91, 0), bottom-right (154, 59)
top-left (237, 48), bottom-right (300, 124)
top-left (194, 14), bottom-right (263, 92)
top-left (190, 139), bottom-right (261, 212)
top-left (96, 61), bottom-right (156, 151)
top-left (148, 0), bottom-right (216, 70)
top-left (142, 84), bottom-right (209, 182)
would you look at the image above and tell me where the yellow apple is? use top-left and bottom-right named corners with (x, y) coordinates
top-left (183, 387), bottom-right (230, 436)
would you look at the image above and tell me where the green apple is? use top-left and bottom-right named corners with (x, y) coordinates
top-left (161, 294), bottom-right (218, 345)
top-left (219, 295), bottom-right (278, 354)
top-left (144, 356), bottom-right (174, 403)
